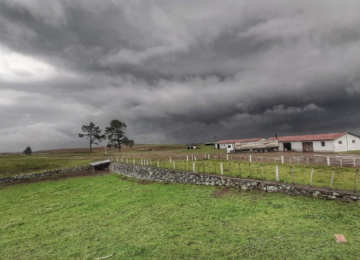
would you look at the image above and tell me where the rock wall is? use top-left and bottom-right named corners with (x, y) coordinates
top-left (0, 166), bottom-right (90, 184)
top-left (110, 162), bottom-right (360, 202)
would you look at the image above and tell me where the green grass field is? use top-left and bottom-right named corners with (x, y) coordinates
top-left (1, 174), bottom-right (360, 260)
top-left (0, 154), bottom-right (99, 178)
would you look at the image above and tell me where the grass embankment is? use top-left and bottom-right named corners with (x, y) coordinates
top-left (1, 174), bottom-right (360, 260)
top-left (0, 154), bottom-right (97, 178)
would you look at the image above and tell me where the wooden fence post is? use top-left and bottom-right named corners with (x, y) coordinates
top-left (238, 163), bottom-right (241, 178)
top-left (329, 168), bottom-right (335, 191)
top-left (353, 157), bottom-right (356, 168)
top-left (354, 169), bottom-right (359, 193)
top-left (290, 166), bottom-right (295, 185)
top-left (309, 168), bottom-right (314, 188)
top-left (249, 163), bottom-right (252, 179)
top-left (340, 157), bottom-right (342, 167)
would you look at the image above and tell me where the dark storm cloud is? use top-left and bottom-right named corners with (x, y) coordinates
top-left (1, 0), bottom-right (360, 152)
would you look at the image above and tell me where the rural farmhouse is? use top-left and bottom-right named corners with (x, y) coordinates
top-left (216, 132), bottom-right (360, 153)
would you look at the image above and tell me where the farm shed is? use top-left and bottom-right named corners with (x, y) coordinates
top-left (215, 138), bottom-right (263, 149)
top-left (267, 132), bottom-right (360, 152)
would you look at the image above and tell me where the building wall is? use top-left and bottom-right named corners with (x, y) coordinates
top-left (334, 134), bottom-right (360, 152)
top-left (346, 134), bottom-right (360, 151)
top-left (313, 141), bottom-right (335, 152)
top-left (288, 142), bottom-right (303, 152)
top-left (217, 143), bottom-right (230, 149)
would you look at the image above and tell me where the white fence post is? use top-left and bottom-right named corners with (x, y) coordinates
top-left (187, 155), bottom-right (189, 161)
top-left (281, 155), bottom-right (284, 164)
top-left (353, 157), bottom-right (356, 168)
top-left (194, 155), bottom-right (197, 161)
top-left (193, 162), bottom-right (195, 173)
top-left (275, 165), bottom-right (279, 182)
top-left (173, 161), bottom-right (176, 169)
top-left (170, 157), bottom-right (172, 163)
top-left (327, 157), bottom-right (330, 166)
top-left (310, 168), bottom-right (314, 187)
top-left (220, 163), bottom-right (223, 175)
top-left (249, 155), bottom-right (252, 162)
top-left (208, 154), bottom-right (210, 160)
top-left (226, 154), bottom-right (229, 160)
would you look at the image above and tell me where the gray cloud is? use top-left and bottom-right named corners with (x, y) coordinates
top-left (1, 0), bottom-right (360, 152)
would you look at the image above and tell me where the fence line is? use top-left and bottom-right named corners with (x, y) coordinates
top-left (114, 156), bottom-right (360, 192)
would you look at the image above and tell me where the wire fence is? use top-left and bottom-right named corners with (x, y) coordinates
top-left (113, 155), bottom-right (360, 193)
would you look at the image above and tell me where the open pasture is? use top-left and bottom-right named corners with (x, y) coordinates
top-left (1, 174), bottom-right (360, 260)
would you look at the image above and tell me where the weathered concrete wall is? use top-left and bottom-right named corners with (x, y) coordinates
top-left (110, 162), bottom-right (360, 202)
top-left (0, 166), bottom-right (90, 184)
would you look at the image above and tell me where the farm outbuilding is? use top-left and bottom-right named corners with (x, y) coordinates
top-left (216, 132), bottom-right (360, 153)
top-left (215, 138), bottom-right (263, 149)
top-left (268, 132), bottom-right (360, 152)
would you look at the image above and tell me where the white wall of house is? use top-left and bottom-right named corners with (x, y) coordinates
top-left (313, 141), bottom-right (335, 152)
top-left (334, 134), bottom-right (360, 152)
top-left (289, 142), bottom-right (303, 152)
top-left (278, 143), bottom-right (284, 151)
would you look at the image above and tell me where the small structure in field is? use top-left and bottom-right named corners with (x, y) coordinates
top-left (89, 159), bottom-right (111, 172)
top-left (186, 146), bottom-right (198, 150)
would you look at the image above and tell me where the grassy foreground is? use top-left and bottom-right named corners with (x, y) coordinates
top-left (1, 174), bottom-right (360, 259)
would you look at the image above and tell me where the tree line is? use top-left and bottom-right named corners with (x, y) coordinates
top-left (79, 120), bottom-right (134, 152)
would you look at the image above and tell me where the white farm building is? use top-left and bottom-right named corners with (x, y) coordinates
top-left (268, 132), bottom-right (360, 152)
top-left (216, 132), bottom-right (360, 153)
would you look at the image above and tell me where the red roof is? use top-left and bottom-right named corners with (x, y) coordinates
top-left (267, 132), bottom-right (347, 142)
top-left (216, 138), bottom-right (263, 144)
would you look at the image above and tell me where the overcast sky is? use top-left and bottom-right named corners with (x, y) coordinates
top-left (1, 0), bottom-right (360, 152)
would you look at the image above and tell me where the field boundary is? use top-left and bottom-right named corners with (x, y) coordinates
top-left (0, 166), bottom-right (90, 184)
top-left (110, 162), bottom-right (360, 202)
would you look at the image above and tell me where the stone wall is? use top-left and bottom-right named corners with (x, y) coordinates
top-left (110, 162), bottom-right (360, 202)
top-left (0, 166), bottom-right (90, 184)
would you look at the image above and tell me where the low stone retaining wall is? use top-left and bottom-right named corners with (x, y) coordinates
top-left (0, 166), bottom-right (90, 184)
top-left (110, 162), bottom-right (360, 202)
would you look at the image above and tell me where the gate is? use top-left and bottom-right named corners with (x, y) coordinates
top-left (302, 142), bottom-right (313, 152)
